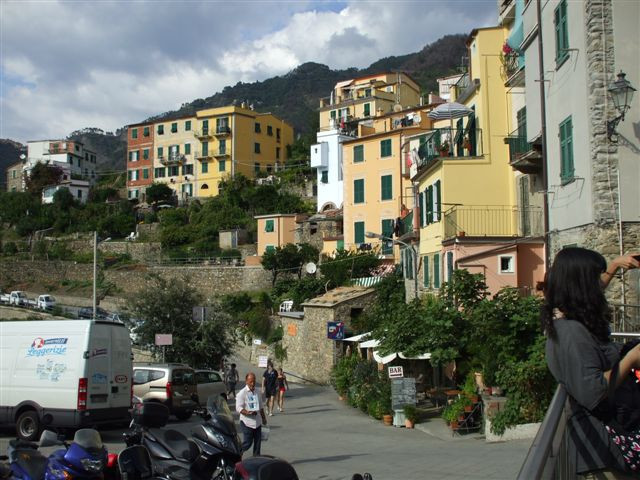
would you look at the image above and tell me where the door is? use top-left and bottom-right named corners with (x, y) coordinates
top-left (519, 176), bottom-right (531, 237)
top-left (87, 324), bottom-right (131, 409)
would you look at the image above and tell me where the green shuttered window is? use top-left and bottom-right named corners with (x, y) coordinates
top-left (354, 221), bottom-right (365, 245)
top-left (354, 145), bottom-right (364, 163)
top-left (559, 116), bottom-right (574, 184)
top-left (433, 253), bottom-right (440, 288)
top-left (380, 139), bottom-right (391, 157)
top-left (554, 0), bottom-right (569, 65)
top-left (381, 175), bottom-right (392, 200)
top-left (354, 179), bottom-right (364, 204)
top-left (381, 219), bottom-right (394, 255)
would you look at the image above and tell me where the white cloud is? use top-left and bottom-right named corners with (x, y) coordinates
top-left (0, 0), bottom-right (496, 143)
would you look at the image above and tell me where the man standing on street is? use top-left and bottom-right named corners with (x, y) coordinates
top-left (262, 361), bottom-right (278, 416)
top-left (225, 363), bottom-right (239, 399)
top-left (236, 372), bottom-right (267, 456)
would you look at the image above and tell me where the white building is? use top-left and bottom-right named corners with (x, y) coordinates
top-left (25, 140), bottom-right (97, 183)
top-left (436, 74), bottom-right (463, 101)
top-left (310, 124), bottom-right (354, 212)
top-left (42, 179), bottom-right (90, 204)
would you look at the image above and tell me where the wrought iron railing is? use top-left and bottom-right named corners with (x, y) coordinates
top-left (412, 127), bottom-right (484, 173)
top-left (505, 128), bottom-right (534, 163)
top-left (194, 129), bottom-right (213, 139)
top-left (215, 126), bottom-right (231, 135)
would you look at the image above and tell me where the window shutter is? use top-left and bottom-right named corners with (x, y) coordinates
top-left (419, 191), bottom-right (425, 227)
top-left (423, 256), bottom-right (430, 288)
top-left (381, 219), bottom-right (394, 254)
top-left (426, 186), bottom-right (433, 224)
top-left (354, 221), bottom-right (365, 245)
top-left (434, 180), bottom-right (441, 222)
top-left (434, 253), bottom-right (440, 288)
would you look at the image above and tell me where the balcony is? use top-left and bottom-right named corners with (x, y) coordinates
top-left (214, 126), bottom-right (231, 136)
top-left (159, 154), bottom-right (186, 166)
top-left (443, 205), bottom-right (544, 240)
top-left (504, 129), bottom-right (542, 174)
top-left (501, 51), bottom-right (525, 87)
top-left (194, 151), bottom-right (212, 161)
top-left (194, 129), bottom-right (213, 140)
top-left (212, 149), bottom-right (230, 158)
top-left (409, 127), bottom-right (484, 179)
top-left (319, 89), bottom-right (395, 110)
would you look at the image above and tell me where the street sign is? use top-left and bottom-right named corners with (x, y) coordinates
top-left (155, 334), bottom-right (172, 346)
top-left (253, 339), bottom-right (262, 345)
top-left (258, 355), bottom-right (268, 368)
top-left (388, 365), bottom-right (404, 378)
top-left (327, 321), bottom-right (345, 340)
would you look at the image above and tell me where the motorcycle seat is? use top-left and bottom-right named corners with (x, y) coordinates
top-left (147, 428), bottom-right (199, 463)
top-left (14, 450), bottom-right (49, 480)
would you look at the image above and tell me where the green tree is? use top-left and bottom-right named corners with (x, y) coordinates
top-left (24, 163), bottom-right (63, 195)
top-left (53, 188), bottom-right (77, 210)
top-left (319, 250), bottom-right (381, 288)
top-left (146, 183), bottom-right (174, 204)
top-left (129, 274), bottom-right (236, 368)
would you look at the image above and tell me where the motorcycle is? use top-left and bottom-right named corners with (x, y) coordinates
top-left (125, 395), bottom-right (241, 480)
top-left (117, 445), bottom-right (169, 480)
top-left (232, 456), bottom-right (374, 480)
top-left (7, 426), bottom-right (117, 480)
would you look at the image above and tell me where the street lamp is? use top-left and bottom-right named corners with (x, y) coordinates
top-left (93, 232), bottom-right (111, 320)
top-left (607, 71), bottom-right (636, 141)
top-left (365, 231), bottom-right (418, 300)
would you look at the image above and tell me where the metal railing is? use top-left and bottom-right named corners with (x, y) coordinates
top-left (194, 129), bottom-right (213, 139)
top-left (150, 256), bottom-right (245, 266)
top-left (412, 127), bottom-right (484, 172)
top-left (443, 205), bottom-right (543, 239)
top-left (159, 154), bottom-right (186, 165)
top-left (214, 126), bottom-right (231, 135)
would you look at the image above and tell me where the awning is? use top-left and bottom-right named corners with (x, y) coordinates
top-left (399, 352), bottom-right (431, 360)
top-left (359, 339), bottom-right (380, 349)
top-left (343, 332), bottom-right (371, 342)
top-left (373, 351), bottom-right (397, 364)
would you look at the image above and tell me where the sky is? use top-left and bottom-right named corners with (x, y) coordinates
top-left (0, 0), bottom-right (496, 143)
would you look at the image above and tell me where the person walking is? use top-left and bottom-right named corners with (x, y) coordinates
top-left (225, 363), bottom-right (239, 399)
top-left (543, 248), bottom-right (640, 475)
top-left (262, 361), bottom-right (278, 416)
top-left (276, 367), bottom-right (289, 413)
top-left (235, 372), bottom-right (267, 457)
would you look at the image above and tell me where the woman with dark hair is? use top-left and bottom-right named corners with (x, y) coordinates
top-left (544, 247), bottom-right (640, 476)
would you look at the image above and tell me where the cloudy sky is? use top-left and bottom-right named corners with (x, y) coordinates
top-left (1, 0), bottom-right (496, 143)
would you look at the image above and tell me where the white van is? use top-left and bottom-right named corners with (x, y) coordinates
top-left (0, 319), bottom-right (133, 440)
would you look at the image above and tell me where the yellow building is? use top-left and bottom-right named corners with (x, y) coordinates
top-left (193, 105), bottom-right (294, 198)
top-left (151, 115), bottom-right (197, 199)
top-left (341, 106), bottom-right (436, 257)
top-left (318, 72), bottom-right (422, 131)
top-left (255, 214), bottom-right (298, 255)
top-left (409, 27), bottom-right (543, 298)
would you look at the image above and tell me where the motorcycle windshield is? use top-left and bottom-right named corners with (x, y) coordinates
top-left (206, 395), bottom-right (237, 436)
top-left (72, 429), bottom-right (103, 451)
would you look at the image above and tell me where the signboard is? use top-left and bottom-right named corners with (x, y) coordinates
top-left (391, 377), bottom-right (416, 410)
top-left (388, 365), bottom-right (404, 378)
top-left (287, 323), bottom-right (297, 336)
top-left (327, 321), bottom-right (345, 340)
top-left (253, 339), bottom-right (262, 345)
top-left (258, 355), bottom-right (269, 368)
top-left (155, 334), bottom-right (172, 346)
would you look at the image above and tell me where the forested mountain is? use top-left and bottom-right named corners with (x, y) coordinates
top-left (4, 33), bottom-right (468, 179)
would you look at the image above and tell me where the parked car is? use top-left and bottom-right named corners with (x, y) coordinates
top-left (36, 295), bottom-right (56, 311)
top-left (78, 306), bottom-right (109, 319)
top-left (194, 369), bottom-right (227, 404)
top-left (132, 363), bottom-right (198, 420)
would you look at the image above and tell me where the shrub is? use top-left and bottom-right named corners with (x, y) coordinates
top-left (3, 242), bottom-right (18, 255)
top-left (403, 404), bottom-right (418, 423)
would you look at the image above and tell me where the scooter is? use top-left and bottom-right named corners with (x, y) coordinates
top-left (7, 430), bottom-right (59, 480)
top-left (125, 395), bottom-right (241, 480)
top-left (117, 445), bottom-right (170, 480)
top-left (232, 455), bottom-right (374, 480)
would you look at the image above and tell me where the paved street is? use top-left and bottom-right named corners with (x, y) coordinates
top-left (0, 353), bottom-right (534, 480)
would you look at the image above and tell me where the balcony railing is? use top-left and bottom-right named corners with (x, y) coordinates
top-left (194, 129), bottom-right (213, 139)
top-left (214, 126), bottom-right (231, 135)
top-left (212, 149), bottom-right (230, 157)
top-left (194, 151), bottom-right (212, 161)
top-left (504, 129), bottom-right (542, 173)
top-left (319, 89), bottom-right (395, 109)
top-left (443, 205), bottom-right (543, 239)
top-left (410, 127), bottom-right (484, 178)
top-left (158, 155), bottom-right (186, 166)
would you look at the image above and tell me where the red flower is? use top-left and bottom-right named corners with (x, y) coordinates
top-left (502, 43), bottom-right (513, 54)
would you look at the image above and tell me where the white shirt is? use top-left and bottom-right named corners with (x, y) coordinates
top-left (236, 385), bottom-right (263, 429)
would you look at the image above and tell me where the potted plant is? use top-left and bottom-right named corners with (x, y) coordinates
top-left (438, 140), bottom-right (450, 156)
top-left (382, 411), bottom-right (393, 426)
top-left (403, 404), bottom-right (418, 429)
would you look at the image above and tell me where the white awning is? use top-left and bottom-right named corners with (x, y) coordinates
top-left (398, 352), bottom-right (431, 360)
top-left (359, 339), bottom-right (380, 349)
top-left (373, 351), bottom-right (397, 364)
top-left (343, 332), bottom-right (371, 342)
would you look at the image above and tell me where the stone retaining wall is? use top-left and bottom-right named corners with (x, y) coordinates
top-left (0, 260), bottom-right (275, 298)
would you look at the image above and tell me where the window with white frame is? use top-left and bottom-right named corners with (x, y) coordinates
top-left (499, 255), bottom-right (515, 273)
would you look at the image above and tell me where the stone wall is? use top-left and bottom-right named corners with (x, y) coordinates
top-left (279, 290), bottom-right (376, 385)
top-left (549, 222), bottom-right (640, 305)
top-left (0, 260), bottom-right (275, 298)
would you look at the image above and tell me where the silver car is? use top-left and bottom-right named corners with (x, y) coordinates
top-left (195, 370), bottom-right (227, 404)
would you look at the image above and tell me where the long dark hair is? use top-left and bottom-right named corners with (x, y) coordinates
top-left (541, 247), bottom-right (611, 341)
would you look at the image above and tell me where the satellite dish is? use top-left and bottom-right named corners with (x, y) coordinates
top-left (393, 103), bottom-right (403, 112)
top-left (305, 262), bottom-right (317, 274)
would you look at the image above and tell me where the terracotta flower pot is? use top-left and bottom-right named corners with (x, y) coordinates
top-left (450, 420), bottom-right (459, 430)
top-left (458, 415), bottom-right (466, 422)
top-left (464, 405), bottom-right (473, 413)
top-left (382, 414), bottom-right (393, 426)
top-left (405, 419), bottom-right (415, 429)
